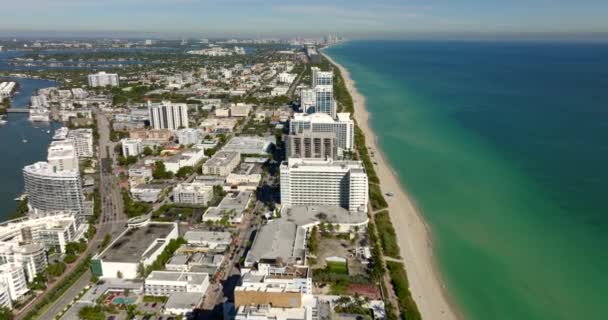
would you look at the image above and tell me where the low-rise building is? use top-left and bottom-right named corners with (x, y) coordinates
top-left (144, 271), bottom-right (209, 296)
top-left (91, 221), bottom-right (178, 279)
top-left (203, 151), bottom-right (240, 176)
top-left (164, 292), bottom-right (204, 316)
top-left (121, 138), bottom-right (143, 157)
top-left (226, 163), bottom-right (262, 188)
top-left (176, 128), bottom-right (202, 146)
top-left (172, 182), bottom-right (213, 205)
top-left (244, 220), bottom-right (306, 268)
top-left (128, 165), bottom-right (153, 188)
top-left (199, 118), bottom-right (238, 133)
top-left (129, 129), bottom-right (174, 142)
top-left (230, 103), bottom-right (253, 117)
top-left (130, 184), bottom-right (168, 203)
top-left (0, 212), bottom-right (86, 254)
top-left (222, 136), bottom-right (275, 155)
top-left (183, 230), bottom-right (231, 249)
top-left (202, 191), bottom-right (252, 224)
top-left (215, 107), bottom-right (231, 118)
top-left (163, 146), bottom-right (206, 174)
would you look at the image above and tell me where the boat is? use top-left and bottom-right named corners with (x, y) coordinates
top-left (22, 139), bottom-right (28, 143)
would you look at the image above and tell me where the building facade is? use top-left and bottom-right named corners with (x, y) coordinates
top-left (47, 140), bottom-right (79, 172)
top-left (285, 131), bottom-right (336, 160)
top-left (0, 264), bottom-right (28, 304)
top-left (67, 128), bottom-right (94, 158)
top-left (176, 128), bottom-right (201, 146)
top-left (87, 72), bottom-right (119, 87)
top-left (311, 67), bottom-right (333, 86)
top-left (202, 151), bottom-right (241, 176)
top-left (121, 138), bottom-right (143, 158)
top-left (23, 162), bottom-right (85, 216)
top-left (144, 271), bottom-right (210, 296)
top-left (279, 159), bottom-right (368, 212)
top-left (148, 101), bottom-right (189, 131)
top-left (173, 182), bottom-right (213, 205)
top-left (290, 113), bottom-right (354, 152)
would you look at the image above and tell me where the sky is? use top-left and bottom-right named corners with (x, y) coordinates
top-left (1, 0), bottom-right (608, 38)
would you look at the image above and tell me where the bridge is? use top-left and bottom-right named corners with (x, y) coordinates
top-left (5, 108), bottom-right (29, 113)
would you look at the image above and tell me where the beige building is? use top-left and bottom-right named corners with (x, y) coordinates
top-left (202, 151), bottom-right (240, 176)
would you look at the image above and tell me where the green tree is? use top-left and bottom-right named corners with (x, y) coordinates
top-left (101, 233), bottom-right (112, 250)
top-left (78, 306), bottom-right (105, 320)
top-left (0, 307), bottom-right (14, 320)
top-left (143, 146), bottom-right (154, 156)
top-left (175, 166), bottom-right (194, 178)
top-left (63, 254), bottom-right (77, 264)
top-left (47, 262), bottom-right (66, 277)
top-left (152, 161), bottom-right (172, 179)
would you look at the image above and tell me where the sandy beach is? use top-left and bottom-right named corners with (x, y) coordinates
top-left (322, 52), bottom-right (460, 320)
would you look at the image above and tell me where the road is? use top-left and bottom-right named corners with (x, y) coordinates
top-left (200, 201), bottom-right (262, 311)
top-left (18, 110), bottom-right (128, 320)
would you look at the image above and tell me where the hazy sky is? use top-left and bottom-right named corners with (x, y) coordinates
top-left (2, 0), bottom-right (608, 37)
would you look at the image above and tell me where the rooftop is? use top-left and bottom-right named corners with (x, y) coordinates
top-left (184, 230), bottom-right (232, 244)
top-left (146, 271), bottom-right (209, 284)
top-left (245, 220), bottom-right (306, 266)
top-left (280, 206), bottom-right (368, 227)
top-left (100, 223), bottom-right (176, 263)
top-left (165, 292), bottom-right (204, 311)
top-left (222, 136), bottom-right (275, 155)
top-left (204, 191), bottom-right (252, 221)
top-left (23, 161), bottom-right (79, 178)
top-left (204, 151), bottom-right (240, 168)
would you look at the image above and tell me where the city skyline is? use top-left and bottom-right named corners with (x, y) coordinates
top-left (1, 0), bottom-right (608, 39)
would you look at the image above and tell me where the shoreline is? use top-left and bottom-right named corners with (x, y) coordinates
top-left (322, 50), bottom-right (461, 320)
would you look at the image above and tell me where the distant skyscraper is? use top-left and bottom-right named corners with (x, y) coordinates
top-left (148, 101), bottom-right (189, 131)
top-left (23, 162), bottom-right (85, 216)
top-left (87, 72), bottom-right (119, 87)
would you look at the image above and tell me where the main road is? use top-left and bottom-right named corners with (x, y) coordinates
top-left (19, 110), bottom-right (128, 320)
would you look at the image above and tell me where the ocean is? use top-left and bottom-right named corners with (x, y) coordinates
top-left (325, 41), bottom-right (608, 320)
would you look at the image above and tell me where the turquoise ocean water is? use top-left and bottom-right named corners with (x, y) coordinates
top-left (325, 41), bottom-right (608, 320)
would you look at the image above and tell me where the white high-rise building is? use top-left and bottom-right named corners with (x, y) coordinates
top-left (313, 85), bottom-right (336, 118)
top-left (23, 162), bottom-right (85, 216)
top-left (299, 86), bottom-right (336, 118)
top-left (290, 113), bottom-right (354, 152)
top-left (311, 67), bottom-right (333, 86)
top-left (148, 101), bottom-right (189, 131)
top-left (121, 138), bottom-right (143, 158)
top-left (47, 140), bottom-right (79, 172)
top-left (300, 88), bottom-right (316, 113)
top-left (0, 264), bottom-right (28, 303)
top-left (280, 158), bottom-right (368, 212)
top-left (87, 71), bottom-right (119, 87)
top-left (0, 282), bottom-right (11, 310)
